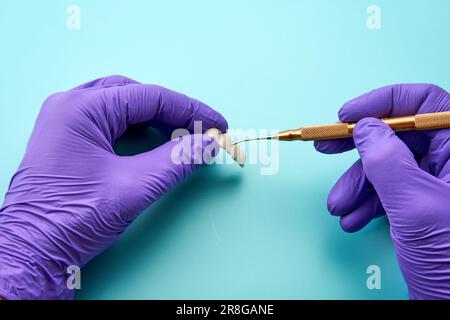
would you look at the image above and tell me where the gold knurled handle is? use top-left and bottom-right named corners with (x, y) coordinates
top-left (301, 123), bottom-right (352, 141)
top-left (277, 111), bottom-right (450, 142)
top-left (415, 111), bottom-right (450, 130)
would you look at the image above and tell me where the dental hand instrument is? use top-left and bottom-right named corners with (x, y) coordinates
top-left (234, 111), bottom-right (450, 144)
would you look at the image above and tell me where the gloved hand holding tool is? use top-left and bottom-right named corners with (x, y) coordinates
top-left (314, 84), bottom-right (450, 299)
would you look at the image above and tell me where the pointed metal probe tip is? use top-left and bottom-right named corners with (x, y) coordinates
top-left (233, 136), bottom-right (277, 145)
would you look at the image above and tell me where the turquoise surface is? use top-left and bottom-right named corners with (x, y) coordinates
top-left (0, 0), bottom-right (449, 299)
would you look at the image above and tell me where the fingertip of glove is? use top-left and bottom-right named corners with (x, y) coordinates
top-left (314, 140), bottom-right (331, 154)
top-left (339, 215), bottom-right (365, 233)
top-left (338, 104), bottom-right (352, 122)
top-left (215, 114), bottom-right (229, 133)
top-left (338, 99), bottom-right (362, 122)
top-left (327, 188), bottom-right (350, 217)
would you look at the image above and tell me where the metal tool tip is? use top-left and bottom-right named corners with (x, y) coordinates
top-left (233, 136), bottom-right (276, 145)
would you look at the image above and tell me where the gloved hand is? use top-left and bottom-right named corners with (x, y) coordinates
top-left (315, 84), bottom-right (450, 299)
top-left (0, 75), bottom-right (227, 300)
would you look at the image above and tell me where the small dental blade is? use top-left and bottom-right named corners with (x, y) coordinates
top-left (233, 136), bottom-right (276, 145)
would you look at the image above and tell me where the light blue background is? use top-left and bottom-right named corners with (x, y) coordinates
top-left (0, 0), bottom-right (449, 299)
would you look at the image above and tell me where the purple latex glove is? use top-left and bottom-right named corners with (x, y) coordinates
top-left (0, 75), bottom-right (227, 300)
top-left (315, 84), bottom-right (450, 299)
